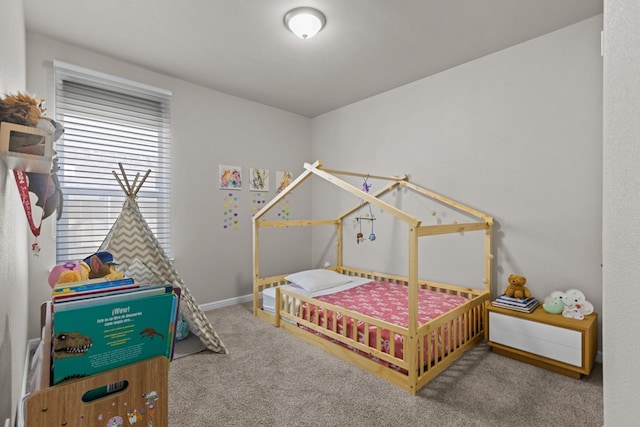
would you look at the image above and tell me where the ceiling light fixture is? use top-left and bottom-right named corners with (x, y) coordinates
top-left (284, 7), bottom-right (326, 39)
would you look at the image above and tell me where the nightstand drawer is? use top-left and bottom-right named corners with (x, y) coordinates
top-left (489, 311), bottom-right (582, 366)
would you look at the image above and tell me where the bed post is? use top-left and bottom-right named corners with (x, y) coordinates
top-left (484, 220), bottom-right (493, 295)
top-left (336, 220), bottom-right (343, 270)
top-left (407, 224), bottom-right (419, 394)
top-left (253, 218), bottom-right (260, 316)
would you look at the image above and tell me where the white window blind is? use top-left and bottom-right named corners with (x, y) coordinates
top-left (53, 62), bottom-right (172, 263)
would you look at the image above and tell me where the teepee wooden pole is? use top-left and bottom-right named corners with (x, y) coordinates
top-left (134, 169), bottom-right (152, 196)
top-left (131, 172), bottom-right (140, 195)
top-left (112, 171), bottom-right (128, 195)
top-left (118, 162), bottom-right (132, 194)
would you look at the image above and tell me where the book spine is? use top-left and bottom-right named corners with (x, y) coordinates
top-left (52, 284), bottom-right (140, 302)
top-left (497, 294), bottom-right (536, 303)
top-left (52, 277), bottom-right (135, 295)
top-left (494, 300), bottom-right (536, 308)
top-left (166, 290), bottom-right (178, 358)
top-left (491, 301), bottom-right (538, 313)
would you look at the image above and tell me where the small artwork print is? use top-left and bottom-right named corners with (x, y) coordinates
top-left (276, 170), bottom-right (293, 193)
top-left (219, 164), bottom-right (242, 190)
top-left (250, 168), bottom-right (269, 191)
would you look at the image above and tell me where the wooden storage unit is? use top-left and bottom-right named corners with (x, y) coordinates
top-left (21, 303), bottom-right (169, 427)
top-left (485, 303), bottom-right (597, 378)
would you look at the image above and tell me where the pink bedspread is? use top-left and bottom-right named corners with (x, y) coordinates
top-left (299, 281), bottom-right (468, 369)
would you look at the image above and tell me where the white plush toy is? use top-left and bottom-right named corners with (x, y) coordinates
top-left (562, 288), bottom-right (594, 319)
top-left (542, 289), bottom-right (594, 319)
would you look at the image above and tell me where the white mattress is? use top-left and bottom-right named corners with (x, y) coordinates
top-left (262, 276), bottom-right (371, 315)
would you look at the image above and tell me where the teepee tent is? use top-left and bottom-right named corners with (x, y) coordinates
top-left (99, 164), bottom-right (227, 354)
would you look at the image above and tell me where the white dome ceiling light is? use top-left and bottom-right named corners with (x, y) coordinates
top-left (284, 7), bottom-right (326, 39)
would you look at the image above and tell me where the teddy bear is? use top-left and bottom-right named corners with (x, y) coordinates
top-left (504, 274), bottom-right (531, 299)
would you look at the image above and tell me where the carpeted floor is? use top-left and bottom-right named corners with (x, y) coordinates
top-left (169, 303), bottom-right (603, 426)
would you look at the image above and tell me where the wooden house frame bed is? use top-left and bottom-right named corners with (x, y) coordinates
top-left (252, 161), bottom-right (494, 395)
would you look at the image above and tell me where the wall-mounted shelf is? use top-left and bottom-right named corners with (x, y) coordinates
top-left (0, 121), bottom-right (52, 173)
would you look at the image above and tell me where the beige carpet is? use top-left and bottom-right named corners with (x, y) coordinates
top-left (168, 303), bottom-right (603, 426)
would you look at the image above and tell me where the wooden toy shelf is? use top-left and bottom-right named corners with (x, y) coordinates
top-left (20, 303), bottom-right (169, 426)
top-left (0, 121), bottom-right (53, 173)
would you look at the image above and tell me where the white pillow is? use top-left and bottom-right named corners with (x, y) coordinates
top-left (285, 269), bottom-right (352, 292)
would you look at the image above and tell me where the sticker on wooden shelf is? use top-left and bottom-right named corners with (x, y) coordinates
top-left (222, 193), bottom-right (239, 230)
top-left (127, 408), bottom-right (142, 425)
top-left (145, 390), bottom-right (159, 418)
top-left (106, 415), bottom-right (124, 426)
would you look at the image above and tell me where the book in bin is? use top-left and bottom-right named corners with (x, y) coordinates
top-left (52, 276), bottom-right (137, 301)
top-left (51, 286), bottom-right (176, 385)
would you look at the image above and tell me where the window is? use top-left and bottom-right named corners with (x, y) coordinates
top-left (53, 62), bottom-right (172, 263)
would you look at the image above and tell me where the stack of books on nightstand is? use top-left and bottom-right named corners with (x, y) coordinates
top-left (491, 294), bottom-right (539, 313)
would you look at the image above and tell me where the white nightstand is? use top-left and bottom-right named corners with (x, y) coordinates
top-left (485, 302), bottom-right (598, 378)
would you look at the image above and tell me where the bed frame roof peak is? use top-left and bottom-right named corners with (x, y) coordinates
top-left (252, 160), bottom-right (493, 225)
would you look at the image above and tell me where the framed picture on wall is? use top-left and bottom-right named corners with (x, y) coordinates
top-left (250, 168), bottom-right (269, 191)
top-left (219, 164), bottom-right (242, 190)
top-left (276, 170), bottom-right (293, 193)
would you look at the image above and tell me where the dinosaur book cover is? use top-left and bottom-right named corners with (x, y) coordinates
top-left (51, 289), bottom-right (176, 385)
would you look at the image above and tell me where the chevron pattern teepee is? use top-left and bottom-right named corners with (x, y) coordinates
top-left (99, 164), bottom-right (227, 354)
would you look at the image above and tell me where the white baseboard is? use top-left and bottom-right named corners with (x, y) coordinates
top-left (199, 293), bottom-right (253, 312)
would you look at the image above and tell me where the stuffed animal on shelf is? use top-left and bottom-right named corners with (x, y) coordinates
top-left (542, 291), bottom-right (565, 314)
top-left (542, 289), bottom-right (594, 319)
top-left (561, 288), bottom-right (594, 320)
top-left (82, 251), bottom-right (124, 281)
top-left (504, 274), bottom-right (531, 299)
top-left (48, 260), bottom-right (89, 287)
top-left (0, 92), bottom-right (44, 127)
top-left (48, 251), bottom-right (125, 287)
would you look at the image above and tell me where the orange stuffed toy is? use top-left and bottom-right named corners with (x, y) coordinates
top-left (49, 251), bottom-right (124, 286)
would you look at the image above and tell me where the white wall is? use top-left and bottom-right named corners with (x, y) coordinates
top-left (25, 33), bottom-right (313, 339)
top-left (23, 14), bottom-right (605, 347)
top-left (602, 1), bottom-right (640, 423)
top-left (0, 1), bottom-right (30, 424)
top-left (311, 17), bottom-right (603, 335)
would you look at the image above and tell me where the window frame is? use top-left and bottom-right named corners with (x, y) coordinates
top-left (53, 61), bottom-right (172, 263)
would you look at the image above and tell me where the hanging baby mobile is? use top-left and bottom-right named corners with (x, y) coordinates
top-left (355, 175), bottom-right (376, 244)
